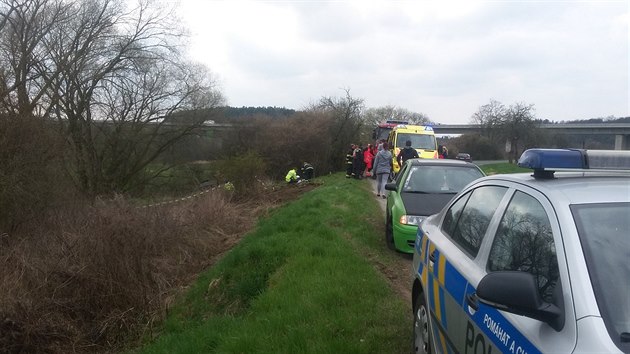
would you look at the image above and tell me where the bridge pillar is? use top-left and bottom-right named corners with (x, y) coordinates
top-left (614, 134), bottom-right (629, 150)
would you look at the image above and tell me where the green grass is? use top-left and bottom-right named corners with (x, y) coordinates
top-left (480, 162), bottom-right (531, 175)
top-left (136, 174), bottom-right (411, 354)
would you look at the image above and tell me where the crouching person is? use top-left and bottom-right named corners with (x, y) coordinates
top-left (285, 167), bottom-right (300, 184)
top-left (301, 162), bottom-right (314, 181)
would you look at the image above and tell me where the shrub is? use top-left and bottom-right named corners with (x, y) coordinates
top-left (0, 115), bottom-right (70, 233)
top-left (213, 151), bottom-right (268, 198)
top-left (220, 112), bottom-right (335, 180)
top-left (448, 134), bottom-right (503, 160)
top-left (0, 190), bottom-right (256, 352)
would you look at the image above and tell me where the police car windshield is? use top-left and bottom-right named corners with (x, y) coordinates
top-left (402, 165), bottom-right (484, 194)
top-left (571, 202), bottom-right (630, 349)
top-left (396, 133), bottom-right (436, 150)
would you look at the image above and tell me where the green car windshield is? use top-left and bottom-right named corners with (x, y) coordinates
top-left (401, 165), bottom-right (484, 194)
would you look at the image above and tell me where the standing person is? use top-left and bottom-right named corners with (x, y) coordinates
top-left (345, 144), bottom-right (355, 178)
top-left (438, 145), bottom-right (449, 159)
top-left (396, 140), bottom-right (419, 167)
top-left (363, 144), bottom-right (374, 177)
top-left (372, 142), bottom-right (393, 198)
top-left (376, 139), bottom-right (385, 152)
top-left (352, 144), bottom-right (365, 179)
top-left (371, 143), bottom-right (380, 179)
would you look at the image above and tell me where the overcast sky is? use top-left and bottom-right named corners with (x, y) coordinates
top-left (170, 0), bottom-right (628, 124)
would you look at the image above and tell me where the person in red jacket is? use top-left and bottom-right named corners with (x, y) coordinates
top-left (363, 144), bottom-right (374, 177)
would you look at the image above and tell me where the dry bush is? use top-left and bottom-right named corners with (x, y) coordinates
top-left (223, 112), bottom-right (335, 180)
top-left (212, 151), bottom-right (267, 199)
top-left (0, 189), bottom-right (257, 353)
top-left (0, 115), bottom-right (69, 233)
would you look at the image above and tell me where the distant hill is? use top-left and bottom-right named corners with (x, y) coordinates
top-left (221, 106), bottom-right (296, 120)
top-left (553, 116), bottom-right (630, 124)
top-left (165, 106), bottom-right (297, 124)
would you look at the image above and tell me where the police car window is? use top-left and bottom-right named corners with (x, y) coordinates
top-left (488, 191), bottom-right (559, 303)
top-left (572, 202), bottom-right (630, 347)
top-left (442, 186), bottom-right (507, 257)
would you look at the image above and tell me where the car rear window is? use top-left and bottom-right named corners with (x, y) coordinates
top-left (571, 202), bottom-right (630, 351)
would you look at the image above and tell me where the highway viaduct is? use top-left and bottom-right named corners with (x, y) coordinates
top-left (431, 123), bottom-right (630, 150)
top-left (195, 122), bottom-right (630, 150)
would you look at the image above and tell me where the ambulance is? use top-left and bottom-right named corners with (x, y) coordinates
top-left (387, 124), bottom-right (438, 173)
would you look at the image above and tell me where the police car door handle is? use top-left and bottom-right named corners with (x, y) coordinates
top-left (429, 250), bottom-right (436, 268)
top-left (466, 293), bottom-right (479, 311)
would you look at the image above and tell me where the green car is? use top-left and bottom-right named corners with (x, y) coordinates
top-left (384, 159), bottom-right (485, 253)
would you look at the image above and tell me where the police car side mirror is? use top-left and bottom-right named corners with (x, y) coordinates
top-left (384, 182), bottom-right (397, 191)
top-left (476, 271), bottom-right (564, 331)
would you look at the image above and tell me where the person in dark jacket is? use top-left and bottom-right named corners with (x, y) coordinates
top-left (397, 140), bottom-right (419, 167)
top-left (301, 162), bottom-right (314, 181)
top-left (352, 144), bottom-right (365, 179)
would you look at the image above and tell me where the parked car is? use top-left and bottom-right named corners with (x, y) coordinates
top-left (384, 159), bottom-right (485, 253)
top-left (455, 152), bottom-right (472, 162)
top-left (412, 148), bottom-right (630, 354)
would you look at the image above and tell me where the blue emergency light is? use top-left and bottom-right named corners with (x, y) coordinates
top-left (518, 148), bottom-right (630, 179)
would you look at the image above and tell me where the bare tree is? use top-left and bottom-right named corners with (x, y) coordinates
top-left (311, 88), bottom-right (365, 170)
top-left (0, 0), bottom-right (70, 117)
top-left (502, 102), bottom-right (537, 163)
top-left (0, 0), bottom-right (224, 197)
top-left (364, 105), bottom-right (430, 126)
top-left (470, 99), bottom-right (506, 144)
top-left (471, 100), bottom-right (539, 162)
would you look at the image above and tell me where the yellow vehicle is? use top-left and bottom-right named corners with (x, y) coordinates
top-left (387, 124), bottom-right (438, 173)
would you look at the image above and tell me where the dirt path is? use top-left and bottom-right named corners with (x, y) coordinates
top-left (367, 177), bottom-right (414, 305)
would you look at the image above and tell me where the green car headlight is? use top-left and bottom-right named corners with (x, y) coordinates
top-left (399, 215), bottom-right (426, 226)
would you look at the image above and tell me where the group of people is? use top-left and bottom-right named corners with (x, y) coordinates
top-left (345, 140), bottom-right (396, 198)
top-left (346, 140), bottom-right (451, 198)
top-left (285, 162), bottom-right (314, 184)
top-left (345, 143), bottom-right (379, 179)
top-left (284, 142), bottom-right (450, 190)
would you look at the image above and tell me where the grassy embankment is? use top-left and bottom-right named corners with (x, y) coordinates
top-left (137, 173), bottom-right (411, 353)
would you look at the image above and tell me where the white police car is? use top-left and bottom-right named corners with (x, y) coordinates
top-left (412, 149), bottom-right (630, 354)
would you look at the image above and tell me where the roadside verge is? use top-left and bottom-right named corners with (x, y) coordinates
top-left (136, 174), bottom-right (412, 353)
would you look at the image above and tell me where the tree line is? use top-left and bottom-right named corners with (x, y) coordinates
top-left (1, 0), bottom-right (625, 230)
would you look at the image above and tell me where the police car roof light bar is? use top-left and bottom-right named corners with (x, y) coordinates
top-left (518, 148), bottom-right (630, 179)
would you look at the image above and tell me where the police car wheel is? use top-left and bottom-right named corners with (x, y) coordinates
top-left (413, 291), bottom-right (430, 354)
top-left (385, 214), bottom-right (395, 250)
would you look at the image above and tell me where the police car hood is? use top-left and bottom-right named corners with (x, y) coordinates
top-left (400, 192), bottom-right (456, 217)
